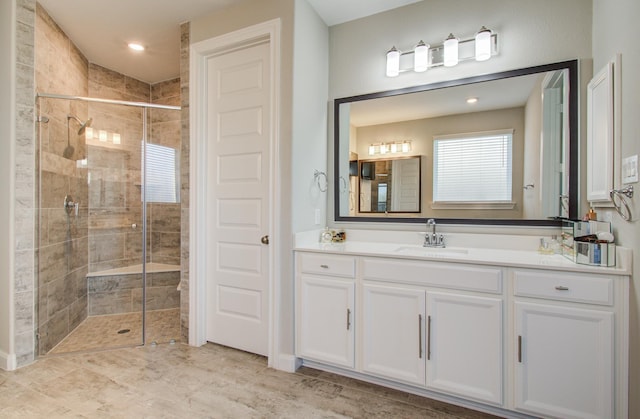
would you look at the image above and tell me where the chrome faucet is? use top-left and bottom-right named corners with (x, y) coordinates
top-left (424, 218), bottom-right (445, 248)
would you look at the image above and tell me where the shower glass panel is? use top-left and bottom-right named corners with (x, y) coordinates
top-left (36, 95), bottom-right (181, 356)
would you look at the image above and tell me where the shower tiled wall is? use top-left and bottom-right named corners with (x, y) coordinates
top-left (35, 3), bottom-right (90, 354)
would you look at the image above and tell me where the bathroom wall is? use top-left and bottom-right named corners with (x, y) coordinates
top-left (592, 0), bottom-right (640, 416)
top-left (35, 3), bottom-right (90, 354)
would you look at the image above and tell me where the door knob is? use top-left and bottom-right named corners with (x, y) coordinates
top-left (261, 235), bottom-right (270, 245)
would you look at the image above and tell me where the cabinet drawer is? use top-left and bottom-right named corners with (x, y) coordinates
top-left (298, 253), bottom-right (356, 278)
top-left (362, 258), bottom-right (502, 293)
top-left (513, 270), bottom-right (613, 306)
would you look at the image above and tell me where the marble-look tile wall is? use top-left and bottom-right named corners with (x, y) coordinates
top-left (150, 79), bottom-right (181, 267)
top-left (35, 4), bottom-right (90, 355)
top-left (179, 22), bottom-right (190, 342)
top-left (14, 0), bottom-right (37, 367)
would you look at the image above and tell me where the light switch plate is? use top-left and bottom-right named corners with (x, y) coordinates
top-left (622, 155), bottom-right (638, 184)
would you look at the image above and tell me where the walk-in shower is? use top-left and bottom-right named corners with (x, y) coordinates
top-left (36, 93), bottom-right (182, 355)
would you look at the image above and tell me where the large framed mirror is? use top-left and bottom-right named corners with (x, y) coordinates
top-left (334, 60), bottom-right (578, 225)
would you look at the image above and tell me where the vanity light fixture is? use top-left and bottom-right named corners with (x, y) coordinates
top-left (386, 46), bottom-right (400, 77)
top-left (414, 40), bottom-right (430, 72)
top-left (475, 26), bottom-right (492, 61)
top-left (368, 141), bottom-right (412, 155)
top-left (385, 26), bottom-right (498, 77)
top-left (86, 127), bottom-right (123, 147)
top-left (443, 33), bottom-right (459, 67)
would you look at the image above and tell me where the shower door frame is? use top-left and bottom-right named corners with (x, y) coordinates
top-left (35, 92), bottom-right (181, 354)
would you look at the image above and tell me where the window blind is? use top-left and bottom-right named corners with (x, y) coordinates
top-left (433, 131), bottom-right (512, 202)
top-left (143, 142), bottom-right (179, 203)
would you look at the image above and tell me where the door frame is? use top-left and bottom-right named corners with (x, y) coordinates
top-left (189, 19), bottom-right (282, 368)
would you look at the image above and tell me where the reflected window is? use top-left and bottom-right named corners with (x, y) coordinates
top-left (143, 142), bottom-right (180, 203)
top-left (433, 130), bottom-right (512, 203)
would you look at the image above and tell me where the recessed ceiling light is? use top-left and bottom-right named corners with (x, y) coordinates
top-left (128, 43), bottom-right (145, 52)
top-left (466, 97), bottom-right (478, 104)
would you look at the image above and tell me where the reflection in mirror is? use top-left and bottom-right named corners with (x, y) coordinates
top-left (357, 156), bottom-right (421, 213)
top-left (335, 60), bottom-right (578, 225)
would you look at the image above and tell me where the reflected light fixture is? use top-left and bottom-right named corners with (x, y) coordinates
top-left (368, 141), bottom-right (412, 155)
top-left (385, 26), bottom-right (498, 77)
top-left (475, 26), bottom-right (492, 61)
top-left (414, 40), bottom-right (429, 72)
top-left (99, 130), bottom-right (108, 142)
top-left (112, 133), bottom-right (121, 145)
top-left (466, 97), bottom-right (479, 104)
top-left (386, 46), bottom-right (400, 77)
top-left (443, 33), bottom-right (459, 67)
top-left (128, 42), bottom-right (145, 52)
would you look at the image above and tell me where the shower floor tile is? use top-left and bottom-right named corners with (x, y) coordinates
top-left (48, 308), bottom-right (181, 355)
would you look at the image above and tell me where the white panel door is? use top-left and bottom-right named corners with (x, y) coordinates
top-left (205, 41), bottom-right (271, 356)
top-left (296, 275), bottom-right (354, 368)
top-left (361, 282), bottom-right (426, 386)
top-left (515, 302), bottom-right (614, 419)
top-left (426, 292), bottom-right (503, 405)
top-left (390, 158), bottom-right (420, 211)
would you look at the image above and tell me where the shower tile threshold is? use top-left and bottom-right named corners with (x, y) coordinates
top-left (48, 308), bottom-right (181, 355)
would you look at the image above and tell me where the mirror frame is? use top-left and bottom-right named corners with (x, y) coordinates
top-left (334, 59), bottom-right (578, 226)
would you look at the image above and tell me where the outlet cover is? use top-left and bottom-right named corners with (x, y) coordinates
top-left (622, 155), bottom-right (638, 184)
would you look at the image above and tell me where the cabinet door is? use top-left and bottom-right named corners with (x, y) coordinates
top-left (426, 292), bottom-right (503, 405)
top-left (297, 275), bottom-right (354, 368)
top-left (515, 302), bottom-right (613, 419)
top-left (361, 283), bottom-right (426, 386)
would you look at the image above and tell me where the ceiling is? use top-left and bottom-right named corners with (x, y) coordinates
top-left (37, 0), bottom-right (422, 84)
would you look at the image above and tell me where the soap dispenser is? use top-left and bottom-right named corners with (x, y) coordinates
top-left (320, 227), bottom-right (332, 243)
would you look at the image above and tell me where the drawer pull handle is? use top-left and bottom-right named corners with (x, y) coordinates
top-left (346, 308), bottom-right (351, 330)
top-left (427, 315), bottom-right (432, 360)
top-left (518, 335), bottom-right (522, 363)
top-left (555, 286), bottom-right (569, 291)
top-left (418, 314), bottom-right (423, 359)
top-left (320, 264), bottom-right (329, 269)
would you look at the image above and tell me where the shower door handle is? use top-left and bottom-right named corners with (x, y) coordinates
top-left (261, 235), bottom-right (270, 245)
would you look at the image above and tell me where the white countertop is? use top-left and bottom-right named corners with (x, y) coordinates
top-left (294, 230), bottom-right (632, 276)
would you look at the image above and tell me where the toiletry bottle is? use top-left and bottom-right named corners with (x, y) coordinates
top-left (320, 227), bottom-right (332, 243)
top-left (549, 235), bottom-right (562, 254)
top-left (588, 208), bottom-right (597, 221)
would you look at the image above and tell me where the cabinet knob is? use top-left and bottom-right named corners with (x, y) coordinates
top-left (320, 264), bottom-right (329, 269)
top-left (555, 286), bottom-right (569, 291)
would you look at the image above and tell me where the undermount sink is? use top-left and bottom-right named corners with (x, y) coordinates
top-left (393, 246), bottom-right (469, 257)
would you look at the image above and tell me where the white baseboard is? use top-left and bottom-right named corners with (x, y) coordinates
top-left (273, 353), bottom-right (302, 373)
top-left (0, 349), bottom-right (16, 371)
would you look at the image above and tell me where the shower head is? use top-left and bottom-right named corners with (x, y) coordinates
top-left (67, 114), bottom-right (93, 135)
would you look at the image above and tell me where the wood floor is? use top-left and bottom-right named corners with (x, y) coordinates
top-left (1, 342), bottom-right (501, 418)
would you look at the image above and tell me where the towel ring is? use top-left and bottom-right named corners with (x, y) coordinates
top-left (339, 176), bottom-right (348, 193)
top-left (609, 185), bottom-right (634, 221)
top-left (314, 170), bottom-right (328, 192)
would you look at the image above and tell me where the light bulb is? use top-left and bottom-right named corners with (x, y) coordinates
top-left (402, 142), bottom-right (411, 153)
top-left (475, 26), bottom-right (492, 61)
top-left (443, 33), bottom-right (459, 67)
top-left (390, 143), bottom-right (398, 153)
top-left (112, 133), bottom-right (121, 145)
top-left (369, 145), bottom-right (376, 155)
top-left (380, 144), bottom-right (388, 154)
top-left (414, 40), bottom-right (429, 72)
top-left (386, 46), bottom-right (400, 77)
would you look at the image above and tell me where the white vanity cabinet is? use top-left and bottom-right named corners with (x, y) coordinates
top-left (295, 253), bottom-right (356, 368)
top-left (360, 257), bottom-right (505, 404)
top-left (512, 269), bottom-right (618, 419)
top-left (361, 282), bottom-right (426, 386)
top-left (294, 245), bottom-right (629, 419)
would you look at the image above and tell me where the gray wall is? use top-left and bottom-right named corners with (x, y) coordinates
top-left (592, 0), bottom-right (640, 416)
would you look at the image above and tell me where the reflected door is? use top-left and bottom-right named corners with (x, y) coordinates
top-left (205, 41), bottom-right (271, 356)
